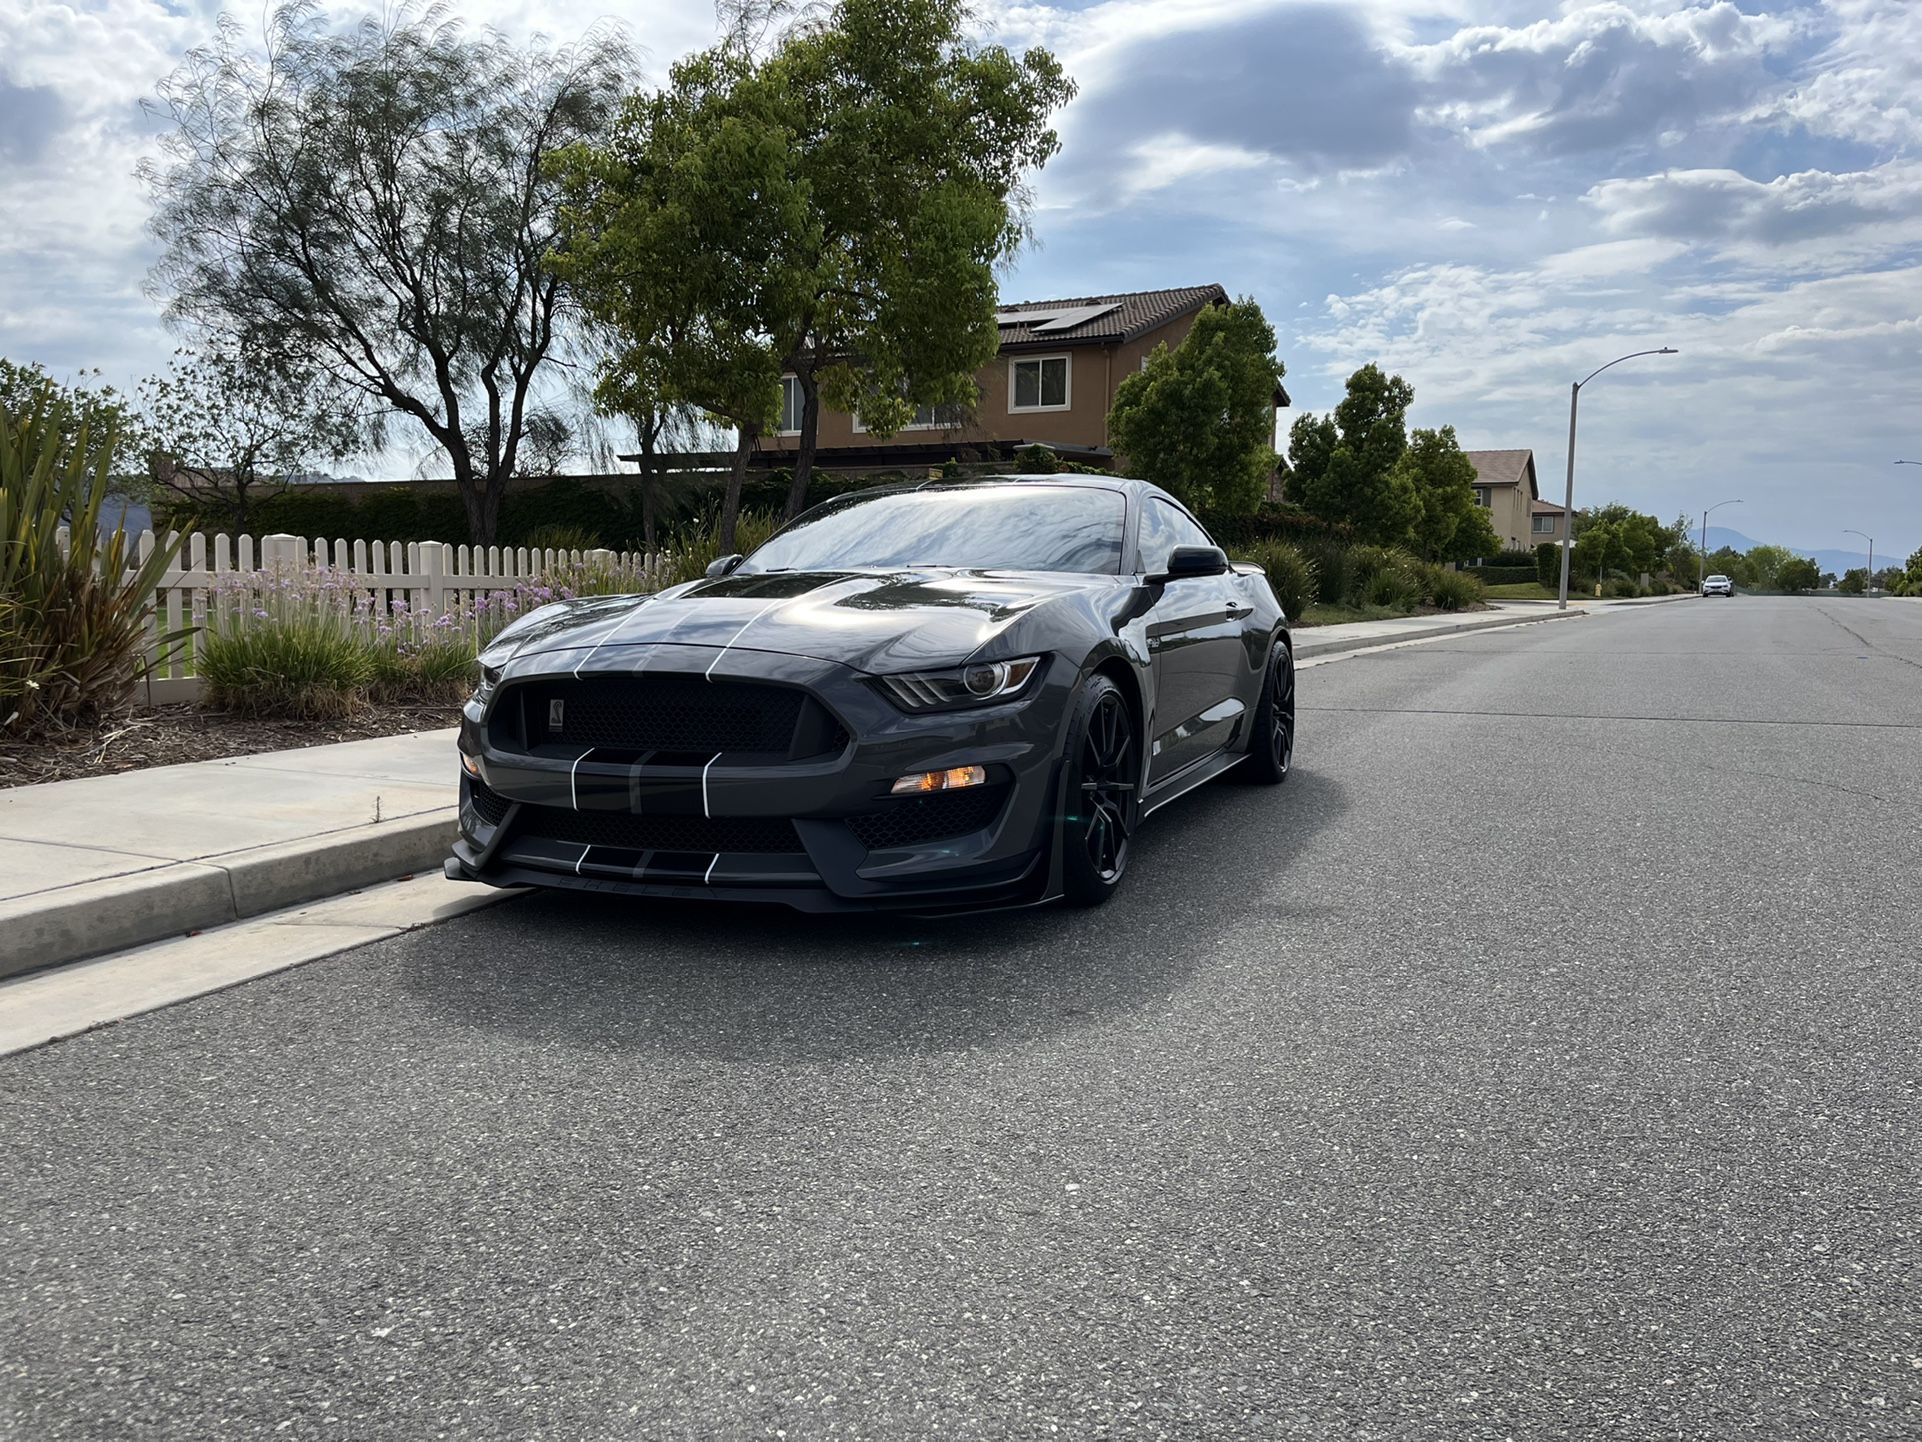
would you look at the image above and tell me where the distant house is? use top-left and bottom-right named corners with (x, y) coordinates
top-left (1530, 497), bottom-right (1569, 548)
top-left (1462, 449), bottom-right (1547, 553)
top-left (742, 284), bottom-right (1290, 474)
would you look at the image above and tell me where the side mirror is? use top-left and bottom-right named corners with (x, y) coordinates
top-left (1151, 544), bottom-right (1229, 584)
top-left (705, 553), bottom-right (744, 579)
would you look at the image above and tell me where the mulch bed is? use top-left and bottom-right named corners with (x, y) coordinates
top-left (0, 702), bottom-right (466, 790)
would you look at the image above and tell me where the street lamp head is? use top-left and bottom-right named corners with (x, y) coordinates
top-left (1657, 347), bottom-right (1678, 355)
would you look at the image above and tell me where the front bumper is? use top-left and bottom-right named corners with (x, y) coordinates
top-left (448, 642), bottom-right (1073, 911)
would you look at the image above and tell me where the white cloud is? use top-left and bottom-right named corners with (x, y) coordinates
top-left (1406, 1), bottom-right (1797, 153)
top-left (1118, 136), bottom-right (1273, 201)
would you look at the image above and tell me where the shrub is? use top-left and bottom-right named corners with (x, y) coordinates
top-left (1196, 501), bottom-right (1353, 550)
top-left (1427, 569), bottom-right (1485, 611)
top-left (1237, 540), bottom-right (1317, 619)
top-left (1362, 558), bottom-right (1423, 610)
top-left (1535, 542), bottom-right (1562, 588)
top-left (2, 399), bottom-right (184, 734)
top-left (1490, 548), bottom-right (1536, 567)
top-left (199, 606), bottom-right (376, 720)
top-left (1605, 578), bottom-right (1640, 599)
top-left (1464, 564), bottom-right (1537, 585)
top-left (1299, 538), bottom-right (1356, 606)
top-left (367, 634), bottom-right (476, 706)
top-left (522, 522), bottom-right (605, 554)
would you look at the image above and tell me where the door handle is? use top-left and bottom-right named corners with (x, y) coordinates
top-left (1225, 603), bottom-right (1253, 619)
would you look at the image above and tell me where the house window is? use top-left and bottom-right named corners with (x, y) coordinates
top-left (1474, 487), bottom-right (1491, 508)
top-left (778, 376), bottom-right (804, 435)
top-left (1010, 354), bottom-right (1070, 412)
top-left (1532, 514), bottom-right (1556, 534)
top-left (852, 391), bottom-right (975, 434)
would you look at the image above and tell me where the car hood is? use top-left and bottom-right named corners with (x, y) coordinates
top-left (484, 568), bottom-right (1116, 675)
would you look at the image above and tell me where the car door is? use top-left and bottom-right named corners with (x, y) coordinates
top-left (1139, 498), bottom-right (1250, 783)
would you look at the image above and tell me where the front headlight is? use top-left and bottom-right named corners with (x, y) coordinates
top-left (876, 655), bottom-right (1042, 712)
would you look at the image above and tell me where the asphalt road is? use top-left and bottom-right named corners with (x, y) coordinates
top-left (4, 597), bottom-right (1919, 1441)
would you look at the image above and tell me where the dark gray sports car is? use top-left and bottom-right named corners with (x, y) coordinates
top-left (445, 475), bottom-right (1294, 911)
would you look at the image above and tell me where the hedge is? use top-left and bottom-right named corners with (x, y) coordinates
top-left (1195, 502), bottom-right (1353, 548)
top-left (1464, 564), bottom-right (1537, 585)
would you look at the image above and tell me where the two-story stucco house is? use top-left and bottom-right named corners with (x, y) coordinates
top-left (1463, 449), bottom-right (1564, 553)
top-left (752, 284), bottom-right (1289, 473)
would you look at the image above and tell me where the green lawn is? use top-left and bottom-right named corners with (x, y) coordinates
top-left (1483, 582), bottom-right (1565, 601)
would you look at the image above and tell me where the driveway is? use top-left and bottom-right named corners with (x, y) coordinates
top-left (3, 597), bottom-right (1918, 1439)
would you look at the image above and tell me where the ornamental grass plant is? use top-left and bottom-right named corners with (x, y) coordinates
top-left (1, 400), bottom-right (184, 735)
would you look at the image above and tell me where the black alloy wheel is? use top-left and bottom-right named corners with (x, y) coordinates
top-left (1061, 674), bottom-right (1137, 906)
top-left (1242, 637), bottom-right (1295, 784)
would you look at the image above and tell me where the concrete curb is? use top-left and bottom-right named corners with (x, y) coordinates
top-left (1294, 604), bottom-right (1584, 659)
top-left (0, 809), bottom-right (456, 982)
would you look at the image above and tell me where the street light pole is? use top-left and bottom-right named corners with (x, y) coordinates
top-left (1558, 348), bottom-right (1679, 610)
top-left (1844, 528), bottom-right (1874, 592)
top-left (1700, 499), bottom-right (1742, 592)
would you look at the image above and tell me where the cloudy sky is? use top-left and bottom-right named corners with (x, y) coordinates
top-left (2, 0), bottom-right (1919, 558)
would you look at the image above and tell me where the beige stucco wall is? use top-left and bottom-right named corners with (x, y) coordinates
top-left (761, 309), bottom-right (1208, 456)
top-left (1484, 485), bottom-right (1533, 551)
top-left (1529, 510), bottom-right (1570, 547)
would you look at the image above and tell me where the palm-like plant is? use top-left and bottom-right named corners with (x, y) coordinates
top-left (1, 400), bottom-right (184, 734)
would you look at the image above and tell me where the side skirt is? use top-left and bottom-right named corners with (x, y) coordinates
top-left (1140, 747), bottom-right (1247, 819)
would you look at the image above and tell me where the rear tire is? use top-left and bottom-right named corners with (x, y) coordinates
top-left (1241, 637), bottom-right (1295, 785)
top-left (1059, 674), bottom-right (1137, 908)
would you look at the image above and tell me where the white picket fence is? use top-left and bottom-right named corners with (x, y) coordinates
top-left (119, 529), bottom-right (669, 703)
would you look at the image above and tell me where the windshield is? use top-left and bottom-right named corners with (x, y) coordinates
top-left (744, 486), bottom-right (1127, 575)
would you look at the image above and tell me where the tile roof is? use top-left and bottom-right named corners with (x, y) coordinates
top-left (1462, 449), bottom-right (1536, 487)
top-left (993, 285), bottom-right (1230, 349)
top-left (1530, 498), bottom-right (1566, 514)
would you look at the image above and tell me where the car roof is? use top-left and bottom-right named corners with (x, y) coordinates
top-left (819, 473), bottom-right (1183, 510)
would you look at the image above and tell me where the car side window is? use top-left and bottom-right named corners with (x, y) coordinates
top-left (1138, 498), bottom-right (1215, 575)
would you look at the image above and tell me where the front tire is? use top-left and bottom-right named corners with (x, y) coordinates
top-left (1241, 636), bottom-right (1295, 785)
top-left (1059, 674), bottom-right (1137, 907)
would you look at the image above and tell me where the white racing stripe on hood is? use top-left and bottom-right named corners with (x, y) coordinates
top-left (570, 595), bottom-right (659, 679)
top-left (704, 597), bottom-right (791, 679)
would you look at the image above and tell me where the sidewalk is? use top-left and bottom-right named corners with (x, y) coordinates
top-left (0, 730), bottom-right (457, 979)
top-left (1294, 600), bottom-right (1585, 658)
top-left (0, 602), bottom-right (1586, 980)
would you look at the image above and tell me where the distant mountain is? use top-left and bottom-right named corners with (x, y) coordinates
top-left (1702, 526), bottom-right (1880, 577)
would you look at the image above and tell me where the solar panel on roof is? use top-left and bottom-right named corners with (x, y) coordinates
top-left (993, 302), bottom-right (1123, 333)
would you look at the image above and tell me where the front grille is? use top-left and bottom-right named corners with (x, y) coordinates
top-left (495, 676), bottom-right (846, 758)
top-left (846, 786), bottom-right (1008, 851)
top-left (467, 776), bottom-right (512, 827)
top-left (513, 803), bottom-right (803, 854)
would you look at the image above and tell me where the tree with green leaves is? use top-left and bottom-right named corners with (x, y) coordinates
top-left (1741, 543), bottom-right (1796, 590)
top-left (1838, 567), bottom-right (1869, 595)
top-left (1778, 556), bottom-right (1821, 592)
top-left (766, 0), bottom-right (1074, 516)
top-left (143, 5), bottom-right (630, 544)
top-left (551, 42), bottom-right (813, 553)
top-left (1894, 547), bottom-right (1922, 597)
top-left (138, 342), bottom-right (361, 533)
top-left (1106, 299), bottom-right (1283, 513)
top-left (1287, 364), bottom-right (1419, 545)
top-left (1396, 424), bottom-right (1497, 562)
top-left (0, 360), bottom-right (140, 480)
top-left (1572, 502), bottom-right (1676, 581)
